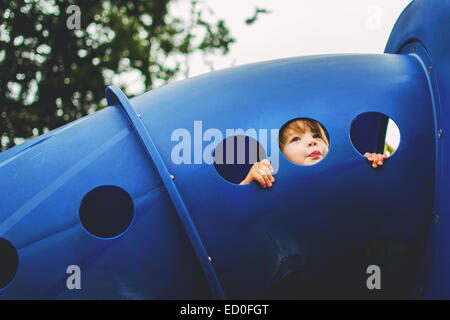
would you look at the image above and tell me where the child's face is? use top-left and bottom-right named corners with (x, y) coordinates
top-left (282, 126), bottom-right (329, 166)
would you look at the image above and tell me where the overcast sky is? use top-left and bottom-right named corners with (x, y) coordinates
top-left (184, 0), bottom-right (412, 77)
top-left (121, 0), bottom-right (412, 94)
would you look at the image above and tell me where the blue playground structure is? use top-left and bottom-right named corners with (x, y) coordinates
top-left (0, 0), bottom-right (449, 299)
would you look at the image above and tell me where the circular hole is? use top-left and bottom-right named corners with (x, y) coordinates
top-left (279, 118), bottom-right (330, 166)
top-left (79, 185), bottom-right (135, 239)
top-left (0, 238), bottom-right (19, 290)
top-left (213, 135), bottom-right (267, 184)
top-left (350, 112), bottom-right (400, 157)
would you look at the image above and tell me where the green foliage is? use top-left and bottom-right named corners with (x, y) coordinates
top-left (0, 0), bottom-right (235, 151)
top-left (245, 7), bottom-right (271, 25)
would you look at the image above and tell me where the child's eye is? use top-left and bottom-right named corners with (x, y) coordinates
top-left (313, 134), bottom-right (321, 139)
top-left (290, 137), bottom-right (300, 143)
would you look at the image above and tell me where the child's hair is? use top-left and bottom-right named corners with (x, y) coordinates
top-left (279, 118), bottom-right (329, 150)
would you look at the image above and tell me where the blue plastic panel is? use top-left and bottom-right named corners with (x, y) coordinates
top-left (0, 106), bottom-right (212, 299)
top-left (385, 0), bottom-right (450, 299)
top-left (0, 0), bottom-right (446, 298)
top-left (130, 53), bottom-right (434, 298)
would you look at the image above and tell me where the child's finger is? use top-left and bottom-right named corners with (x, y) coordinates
top-left (258, 167), bottom-right (270, 179)
top-left (261, 159), bottom-right (274, 173)
top-left (261, 166), bottom-right (275, 183)
top-left (264, 169), bottom-right (275, 183)
top-left (261, 162), bottom-right (271, 173)
top-left (364, 153), bottom-right (373, 161)
top-left (260, 170), bottom-right (272, 187)
top-left (262, 174), bottom-right (272, 188)
top-left (372, 162), bottom-right (378, 168)
top-left (260, 166), bottom-right (272, 177)
top-left (376, 154), bottom-right (382, 163)
top-left (248, 164), bottom-right (258, 176)
top-left (265, 176), bottom-right (273, 187)
top-left (377, 154), bottom-right (384, 165)
top-left (254, 173), bottom-right (267, 188)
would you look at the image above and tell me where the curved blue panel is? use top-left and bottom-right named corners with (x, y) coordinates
top-left (0, 106), bottom-right (212, 299)
top-left (385, 0), bottom-right (450, 299)
top-left (105, 85), bottom-right (224, 299)
top-left (0, 0), bottom-right (446, 299)
top-left (130, 53), bottom-right (434, 298)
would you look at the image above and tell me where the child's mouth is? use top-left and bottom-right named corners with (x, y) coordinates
top-left (308, 151), bottom-right (322, 158)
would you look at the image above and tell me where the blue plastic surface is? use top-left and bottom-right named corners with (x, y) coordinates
top-left (385, 0), bottom-right (450, 299)
top-left (106, 85), bottom-right (224, 299)
top-left (0, 0), bottom-right (448, 299)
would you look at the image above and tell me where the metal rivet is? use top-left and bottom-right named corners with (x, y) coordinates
top-left (438, 129), bottom-right (442, 139)
top-left (428, 66), bottom-right (433, 75)
top-left (208, 256), bottom-right (212, 262)
top-left (138, 114), bottom-right (141, 118)
top-left (170, 174), bottom-right (175, 180)
top-left (435, 215), bottom-right (439, 224)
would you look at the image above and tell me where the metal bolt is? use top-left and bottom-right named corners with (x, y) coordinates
top-left (438, 129), bottom-right (442, 139)
top-left (428, 66), bottom-right (433, 75)
top-left (170, 174), bottom-right (175, 180)
top-left (208, 256), bottom-right (212, 262)
top-left (435, 214), bottom-right (439, 224)
top-left (138, 114), bottom-right (141, 118)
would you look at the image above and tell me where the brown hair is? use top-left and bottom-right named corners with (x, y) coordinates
top-left (279, 118), bottom-right (329, 151)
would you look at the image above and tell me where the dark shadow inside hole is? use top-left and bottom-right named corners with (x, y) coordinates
top-left (0, 238), bottom-right (19, 290)
top-left (350, 112), bottom-right (400, 157)
top-left (79, 185), bottom-right (134, 239)
top-left (213, 135), bottom-right (266, 184)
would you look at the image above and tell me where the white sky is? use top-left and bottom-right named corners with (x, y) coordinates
top-left (123, 0), bottom-right (412, 94)
top-left (185, 0), bottom-right (412, 77)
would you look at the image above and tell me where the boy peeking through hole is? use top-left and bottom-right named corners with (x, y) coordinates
top-left (239, 118), bottom-right (388, 188)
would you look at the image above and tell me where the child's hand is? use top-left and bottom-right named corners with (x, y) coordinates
top-left (239, 159), bottom-right (275, 188)
top-left (364, 152), bottom-right (388, 168)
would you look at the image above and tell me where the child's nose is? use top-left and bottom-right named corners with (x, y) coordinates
top-left (308, 139), bottom-right (317, 147)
